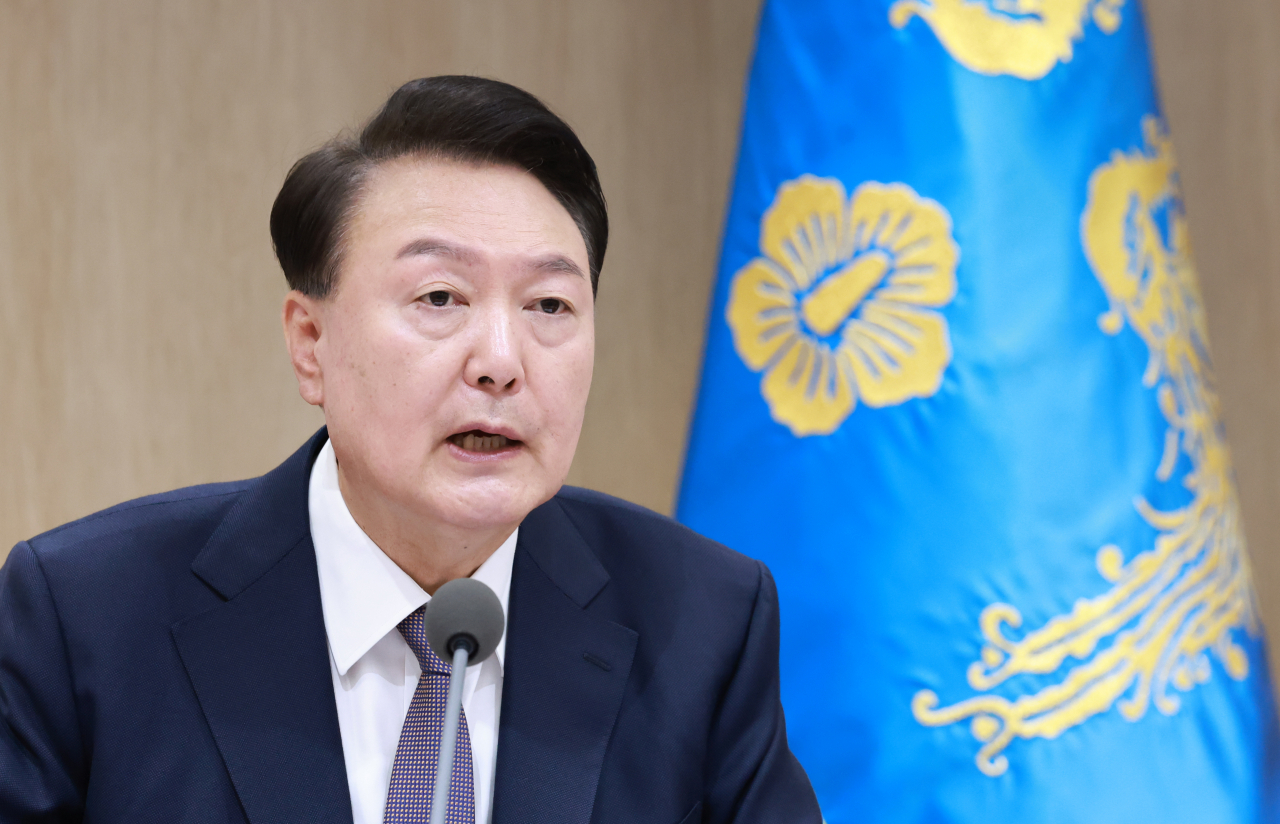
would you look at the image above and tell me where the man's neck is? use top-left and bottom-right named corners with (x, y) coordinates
top-left (336, 465), bottom-right (516, 595)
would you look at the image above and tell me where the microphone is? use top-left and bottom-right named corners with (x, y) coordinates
top-left (423, 577), bottom-right (506, 824)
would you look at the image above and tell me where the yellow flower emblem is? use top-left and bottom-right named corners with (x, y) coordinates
top-left (726, 176), bottom-right (959, 436)
top-left (889, 0), bottom-right (1126, 81)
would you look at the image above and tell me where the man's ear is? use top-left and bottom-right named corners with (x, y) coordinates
top-left (282, 290), bottom-right (326, 407)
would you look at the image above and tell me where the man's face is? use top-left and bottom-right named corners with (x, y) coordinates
top-left (296, 156), bottom-right (595, 532)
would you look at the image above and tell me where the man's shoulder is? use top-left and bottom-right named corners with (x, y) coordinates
top-left (552, 485), bottom-right (748, 557)
top-left (21, 480), bottom-right (253, 580)
top-left (550, 485), bottom-right (763, 593)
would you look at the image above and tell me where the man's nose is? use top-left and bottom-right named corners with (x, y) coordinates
top-left (464, 307), bottom-right (524, 393)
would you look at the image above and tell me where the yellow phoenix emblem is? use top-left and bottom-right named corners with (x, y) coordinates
top-left (889, 0), bottom-right (1127, 80)
top-left (726, 176), bottom-right (958, 436)
top-left (913, 117), bottom-right (1260, 776)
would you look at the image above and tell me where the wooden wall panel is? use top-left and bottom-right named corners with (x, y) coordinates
top-left (1144, 0), bottom-right (1280, 688)
top-left (0, 0), bottom-right (759, 552)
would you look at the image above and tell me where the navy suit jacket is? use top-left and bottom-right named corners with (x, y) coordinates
top-left (0, 430), bottom-right (821, 823)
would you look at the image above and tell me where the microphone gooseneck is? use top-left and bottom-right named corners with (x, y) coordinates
top-left (423, 578), bottom-right (506, 824)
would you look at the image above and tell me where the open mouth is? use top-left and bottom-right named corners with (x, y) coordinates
top-left (447, 430), bottom-right (522, 453)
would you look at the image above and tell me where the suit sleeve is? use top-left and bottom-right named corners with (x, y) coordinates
top-left (0, 541), bottom-right (87, 822)
top-left (703, 561), bottom-right (823, 823)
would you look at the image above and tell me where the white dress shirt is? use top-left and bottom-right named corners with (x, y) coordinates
top-left (309, 439), bottom-right (515, 824)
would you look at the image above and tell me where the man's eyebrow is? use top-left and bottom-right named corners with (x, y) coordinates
top-left (534, 256), bottom-right (587, 279)
top-left (394, 238), bottom-right (481, 263)
top-left (396, 238), bottom-right (586, 279)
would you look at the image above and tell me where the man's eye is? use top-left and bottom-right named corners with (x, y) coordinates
top-left (537, 298), bottom-right (564, 314)
top-left (425, 291), bottom-right (451, 307)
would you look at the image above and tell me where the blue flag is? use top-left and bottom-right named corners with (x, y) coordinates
top-left (676, 1), bottom-right (1280, 821)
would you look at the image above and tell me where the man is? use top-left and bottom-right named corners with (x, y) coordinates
top-left (0, 76), bottom-right (822, 823)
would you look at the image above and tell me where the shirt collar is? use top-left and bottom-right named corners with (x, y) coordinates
top-left (308, 438), bottom-right (516, 677)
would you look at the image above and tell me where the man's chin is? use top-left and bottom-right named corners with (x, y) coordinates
top-left (426, 483), bottom-right (547, 532)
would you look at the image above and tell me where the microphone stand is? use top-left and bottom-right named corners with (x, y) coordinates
top-left (421, 578), bottom-right (504, 824)
top-left (430, 639), bottom-right (475, 824)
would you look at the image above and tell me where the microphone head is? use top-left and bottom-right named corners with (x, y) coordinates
top-left (424, 577), bottom-right (505, 666)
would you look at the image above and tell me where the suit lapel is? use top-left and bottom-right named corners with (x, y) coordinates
top-left (493, 498), bottom-right (638, 824)
top-left (172, 430), bottom-right (353, 824)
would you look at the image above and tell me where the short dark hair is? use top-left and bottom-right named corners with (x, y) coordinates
top-left (270, 76), bottom-right (608, 298)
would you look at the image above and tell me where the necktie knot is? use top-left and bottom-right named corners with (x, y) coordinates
top-left (397, 605), bottom-right (450, 675)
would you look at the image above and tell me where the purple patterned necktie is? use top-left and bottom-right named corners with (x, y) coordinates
top-left (384, 606), bottom-right (476, 824)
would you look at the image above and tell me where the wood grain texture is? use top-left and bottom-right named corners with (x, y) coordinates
top-left (1, 0), bottom-right (1277, 693)
top-left (0, 0), bottom-right (759, 551)
top-left (1144, 0), bottom-right (1280, 689)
